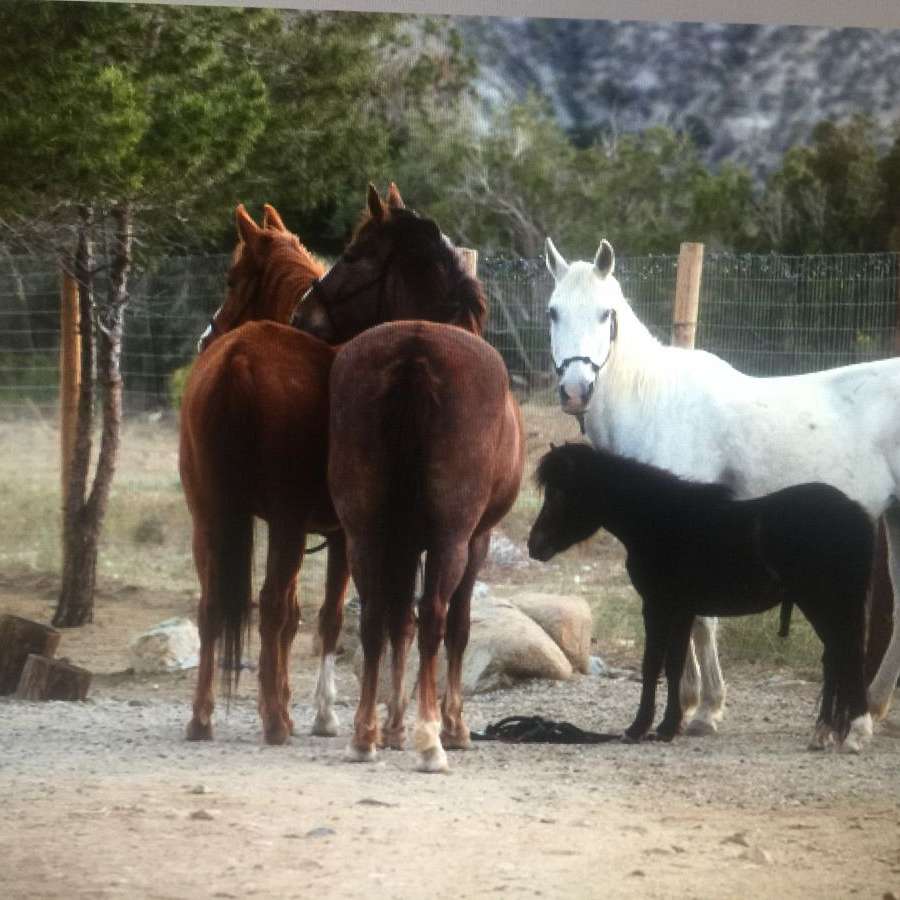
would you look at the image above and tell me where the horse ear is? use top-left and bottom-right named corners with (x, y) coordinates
top-left (262, 203), bottom-right (287, 232)
top-left (545, 237), bottom-right (569, 281)
top-left (594, 239), bottom-right (615, 278)
top-left (235, 204), bottom-right (262, 249)
top-left (386, 182), bottom-right (406, 209)
top-left (367, 183), bottom-right (386, 221)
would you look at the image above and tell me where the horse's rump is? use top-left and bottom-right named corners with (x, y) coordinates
top-left (328, 321), bottom-right (517, 537)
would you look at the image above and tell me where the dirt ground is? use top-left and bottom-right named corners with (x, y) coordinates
top-left (3, 577), bottom-right (900, 900)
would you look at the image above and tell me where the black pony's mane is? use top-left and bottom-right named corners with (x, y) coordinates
top-left (536, 441), bottom-right (735, 507)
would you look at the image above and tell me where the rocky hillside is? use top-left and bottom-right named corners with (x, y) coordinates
top-left (456, 17), bottom-right (900, 177)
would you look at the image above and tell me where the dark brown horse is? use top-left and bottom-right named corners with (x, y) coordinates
top-left (293, 185), bottom-right (524, 772)
top-left (180, 205), bottom-right (351, 744)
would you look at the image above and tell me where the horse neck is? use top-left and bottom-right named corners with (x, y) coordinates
top-left (260, 247), bottom-right (324, 324)
top-left (603, 303), bottom-right (670, 404)
top-left (580, 450), bottom-right (684, 548)
top-left (385, 266), bottom-right (486, 337)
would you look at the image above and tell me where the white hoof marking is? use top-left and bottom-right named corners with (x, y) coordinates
top-left (311, 709), bottom-right (339, 737)
top-left (684, 716), bottom-right (718, 737)
top-left (344, 743), bottom-right (377, 763)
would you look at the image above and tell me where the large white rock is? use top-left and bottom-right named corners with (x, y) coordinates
top-left (510, 592), bottom-right (593, 674)
top-left (352, 587), bottom-right (573, 700)
top-left (129, 617), bottom-right (200, 674)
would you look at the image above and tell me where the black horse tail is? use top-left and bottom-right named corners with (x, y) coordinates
top-left (378, 347), bottom-right (441, 607)
top-left (778, 599), bottom-right (793, 638)
top-left (214, 511), bottom-right (254, 700)
top-left (209, 348), bottom-right (258, 700)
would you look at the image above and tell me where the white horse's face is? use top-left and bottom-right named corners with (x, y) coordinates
top-left (545, 237), bottom-right (622, 415)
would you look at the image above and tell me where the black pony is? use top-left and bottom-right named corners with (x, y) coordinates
top-left (528, 442), bottom-right (874, 752)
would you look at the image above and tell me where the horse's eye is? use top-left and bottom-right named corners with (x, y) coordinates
top-left (599, 309), bottom-right (610, 322)
top-left (547, 307), bottom-right (558, 323)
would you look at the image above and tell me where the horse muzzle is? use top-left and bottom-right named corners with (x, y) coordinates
top-left (558, 377), bottom-right (595, 415)
top-left (527, 531), bottom-right (556, 563)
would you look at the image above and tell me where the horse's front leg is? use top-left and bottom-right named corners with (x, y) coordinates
top-left (624, 599), bottom-right (670, 742)
top-left (312, 531), bottom-right (350, 737)
top-left (381, 597), bottom-right (417, 751)
top-left (441, 531), bottom-right (490, 750)
top-left (683, 615), bottom-right (727, 735)
top-left (657, 612), bottom-right (696, 741)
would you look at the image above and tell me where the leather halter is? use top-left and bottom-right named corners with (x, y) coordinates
top-left (552, 308), bottom-right (618, 377)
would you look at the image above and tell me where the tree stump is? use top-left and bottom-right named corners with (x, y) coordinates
top-left (0, 615), bottom-right (61, 694)
top-left (14, 654), bottom-right (91, 701)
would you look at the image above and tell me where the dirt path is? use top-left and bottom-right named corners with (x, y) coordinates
top-left (3, 579), bottom-right (900, 900)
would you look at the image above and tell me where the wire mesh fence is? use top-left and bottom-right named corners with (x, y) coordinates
top-left (2, 248), bottom-right (897, 585)
top-left (1, 249), bottom-right (897, 418)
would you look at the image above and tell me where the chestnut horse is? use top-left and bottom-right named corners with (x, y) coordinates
top-left (293, 185), bottom-right (524, 772)
top-left (180, 205), bottom-right (351, 744)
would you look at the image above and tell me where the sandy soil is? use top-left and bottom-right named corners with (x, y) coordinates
top-left (3, 580), bottom-right (900, 900)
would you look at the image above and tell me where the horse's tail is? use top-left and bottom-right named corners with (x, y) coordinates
top-left (213, 511), bottom-right (254, 700)
top-left (377, 347), bottom-right (441, 601)
top-left (189, 347), bottom-right (258, 700)
top-left (778, 599), bottom-right (793, 638)
top-left (829, 511), bottom-right (875, 741)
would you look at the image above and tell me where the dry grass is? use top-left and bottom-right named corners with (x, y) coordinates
top-left (0, 403), bottom-right (823, 672)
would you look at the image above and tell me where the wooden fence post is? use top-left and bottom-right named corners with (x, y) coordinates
top-left (672, 242), bottom-right (704, 349)
top-left (59, 270), bottom-right (81, 506)
top-left (457, 247), bottom-right (478, 278)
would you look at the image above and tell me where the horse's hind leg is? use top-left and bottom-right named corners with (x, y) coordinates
top-left (441, 531), bottom-right (490, 751)
top-left (867, 505), bottom-right (900, 720)
top-left (415, 539), bottom-right (469, 772)
top-left (683, 616), bottom-right (727, 736)
top-left (257, 520), bottom-right (305, 745)
top-left (345, 536), bottom-right (387, 763)
top-left (381, 546), bottom-right (420, 750)
top-left (312, 531), bottom-right (350, 737)
top-left (187, 528), bottom-right (220, 741)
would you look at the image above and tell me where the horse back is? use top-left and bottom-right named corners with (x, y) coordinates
top-left (179, 321), bottom-right (336, 525)
top-left (328, 321), bottom-right (523, 538)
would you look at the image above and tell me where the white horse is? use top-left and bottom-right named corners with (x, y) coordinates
top-left (544, 236), bottom-right (900, 740)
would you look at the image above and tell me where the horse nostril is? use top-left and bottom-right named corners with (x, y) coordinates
top-left (559, 385), bottom-right (568, 404)
top-left (583, 381), bottom-right (595, 405)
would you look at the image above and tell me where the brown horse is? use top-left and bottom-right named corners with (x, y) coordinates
top-left (180, 205), bottom-right (351, 744)
top-left (293, 185), bottom-right (524, 772)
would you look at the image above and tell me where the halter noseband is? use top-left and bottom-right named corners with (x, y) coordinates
top-left (552, 308), bottom-right (618, 377)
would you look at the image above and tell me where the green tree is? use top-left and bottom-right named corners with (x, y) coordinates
top-left (0, 1), bottom-right (275, 626)
top-left (759, 115), bottom-right (885, 253)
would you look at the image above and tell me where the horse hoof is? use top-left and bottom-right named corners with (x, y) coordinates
top-left (684, 718), bottom-right (718, 737)
top-left (807, 723), bottom-right (835, 751)
top-left (417, 746), bottom-right (450, 774)
top-left (839, 714), bottom-right (872, 754)
top-left (263, 723), bottom-right (291, 746)
top-left (185, 719), bottom-right (213, 741)
top-left (344, 743), bottom-right (377, 763)
top-left (311, 711), bottom-right (340, 737)
top-left (622, 729), bottom-right (646, 744)
top-left (441, 729), bottom-right (472, 751)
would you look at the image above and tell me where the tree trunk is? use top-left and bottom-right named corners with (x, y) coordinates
top-left (15, 654), bottom-right (92, 701)
top-left (0, 615), bottom-right (61, 694)
top-left (54, 203), bottom-right (133, 627)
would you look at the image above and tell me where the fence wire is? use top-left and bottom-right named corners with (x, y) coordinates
top-left (1, 251), bottom-right (897, 417)
top-left (2, 249), bottom-right (897, 582)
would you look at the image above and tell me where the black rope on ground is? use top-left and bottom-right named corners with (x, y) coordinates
top-left (470, 714), bottom-right (633, 744)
